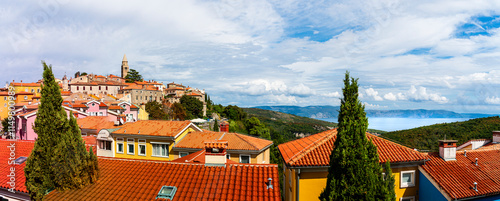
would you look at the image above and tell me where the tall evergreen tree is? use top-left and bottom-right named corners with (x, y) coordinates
top-left (319, 72), bottom-right (395, 201)
top-left (24, 61), bottom-right (98, 200)
top-left (213, 119), bottom-right (219, 131)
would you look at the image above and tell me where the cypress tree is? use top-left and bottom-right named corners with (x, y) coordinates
top-left (213, 119), bottom-right (219, 131)
top-left (24, 61), bottom-right (98, 200)
top-left (319, 71), bottom-right (395, 201)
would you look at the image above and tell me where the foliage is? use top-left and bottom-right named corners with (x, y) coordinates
top-left (319, 72), bottom-right (394, 201)
top-left (381, 116), bottom-right (500, 151)
top-left (124, 69), bottom-right (143, 83)
top-left (213, 119), bottom-right (219, 131)
top-left (223, 105), bottom-right (247, 121)
top-left (228, 120), bottom-right (246, 133)
top-left (171, 102), bottom-right (187, 120)
top-left (180, 95), bottom-right (203, 119)
top-left (245, 117), bottom-right (271, 140)
top-left (145, 101), bottom-right (167, 120)
top-left (25, 62), bottom-right (98, 200)
top-left (1, 118), bottom-right (8, 133)
top-left (382, 161), bottom-right (396, 201)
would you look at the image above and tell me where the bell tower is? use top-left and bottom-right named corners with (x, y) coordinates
top-left (121, 54), bottom-right (129, 78)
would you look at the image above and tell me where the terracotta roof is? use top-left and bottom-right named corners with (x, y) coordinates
top-left (95, 75), bottom-right (106, 78)
top-left (10, 82), bottom-right (41, 87)
top-left (82, 136), bottom-right (97, 146)
top-left (45, 157), bottom-right (280, 201)
top-left (17, 109), bottom-right (38, 117)
top-left (278, 129), bottom-right (428, 167)
top-left (205, 140), bottom-right (228, 149)
top-left (108, 105), bottom-right (124, 110)
top-left (477, 142), bottom-right (500, 150)
top-left (112, 120), bottom-right (197, 137)
top-left (175, 131), bottom-right (273, 151)
top-left (0, 139), bottom-right (35, 193)
top-left (77, 116), bottom-right (116, 131)
top-left (108, 74), bottom-right (121, 78)
top-left (12, 91), bottom-right (34, 95)
top-left (171, 150), bottom-right (238, 164)
top-left (61, 91), bottom-right (72, 96)
top-left (421, 150), bottom-right (500, 200)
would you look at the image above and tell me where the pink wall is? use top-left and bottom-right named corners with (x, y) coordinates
top-left (86, 101), bottom-right (107, 116)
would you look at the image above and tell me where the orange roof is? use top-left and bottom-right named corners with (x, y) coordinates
top-left (82, 136), bottom-right (97, 146)
top-left (108, 74), bottom-right (121, 78)
top-left (61, 91), bottom-right (72, 96)
top-left (77, 116), bottom-right (116, 131)
top-left (108, 105), bottom-right (123, 110)
top-left (12, 91), bottom-right (34, 95)
top-left (0, 140), bottom-right (35, 193)
top-left (186, 92), bottom-right (202, 96)
top-left (112, 120), bottom-right (197, 137)
top-left (278, 129), bottom-right (428, 167)
top-left (175, 131), bottom-right (272, 151)
top-left (45, 157), bottom-right (280, 201)
top-left (204, 140), bottom-right (228, 149)
top-left (10, 82), bottom-right (41, 87)
top-left (421, 150), bottom-right (500, 200)
top-left (171, 149), bottom-right (238, 164)
top-left (476, 142), bottom-right (500, 150)
top-left (95, 75), bottom-right (106, 78)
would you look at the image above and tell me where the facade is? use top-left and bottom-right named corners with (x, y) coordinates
top-left (0, 91), bottom-right (34, 120)
top-left (95, 120), bottom-right (202, 160)
top-left (119, 84), bottom-right (163, 105)
top-left (173, 130), bottom-right (273, 163)
top-left (9, 82), bottom-right (42, 97)
top-left (278, 128), bottom-right (429, 201)
top-left (121, 54), bottom-right (129, 78)
top-left (420, 132), bottom-right (500, 201)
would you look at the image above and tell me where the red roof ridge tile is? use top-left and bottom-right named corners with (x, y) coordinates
top-left (287, 129), bottom-right (335, 165)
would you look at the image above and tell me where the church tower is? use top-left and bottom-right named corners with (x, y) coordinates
top-left (121, 54), bottom-right (129, 78)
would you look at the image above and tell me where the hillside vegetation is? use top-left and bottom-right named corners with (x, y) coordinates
top-left (381, 116), bottom-right (500, 151)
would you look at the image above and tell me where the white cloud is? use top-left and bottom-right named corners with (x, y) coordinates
top-left (363, 102), bottom-right (388, 109)
top-left (486, 96), bottom-right (500, 104)
top-left (383, 86), bottom-right (448, 104)
top-left (322, 91), bottom-right (341, 98)
top-left (365, 88), bottom-right (383, 101)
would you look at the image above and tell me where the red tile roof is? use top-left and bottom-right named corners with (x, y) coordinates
top-left (421, 150), bottom-right (500, 200)
top-left (77, 116), bottom-right (116, 131)
top-left (278, 129), bottom-right (428, 167)
top-left (10, 82), bottom-right (41, 87)
top-left (476, 142), bottom-right (500, 150)
top-left (108, 105), bottom-right (123, 110)
top-left (205, 140), bottom-right (228, 149)
top-left (0, 139), bottom-right (35, 193)
top-left (45, 157), bottom-right (280, 201)
top-left (112, 120), bottom-right (197, 137)
top-left (61, 91), bottom-right (72, 96)
top-left (175, 131), bottom-right (273, 151)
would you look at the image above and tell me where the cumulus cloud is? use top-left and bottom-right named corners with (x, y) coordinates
top-left (322, 91), bottom-right (341, 98)
top-left (486, 96), bottom-right (500, 105)
top-left (383, 86), bottom-right (448, 104)
top-left (365, 88), bottom-right (383, 101)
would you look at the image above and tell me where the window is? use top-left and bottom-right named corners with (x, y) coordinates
top-left (127, 138), bottom-right (135, 155)
top-left (226, 154), bottom-right (230, 160)
top-left (152, 143), bottom-right (169, 157)
top-left (99, 86), bottom-right (101, 90)
top-left (239, 155), bottom-right (250, 163)
top-left (117, 143), bottom-right (124, 153)
top-left (288, 169), bottom-right (292, 185)
top-left (37, 89), bottom-right (40, 93)
top-left (77, 86), bottom-right (79, 90)
top-left (4, 103), bottom-right (6, 107)
top-left (138, 144), bottom-right (146, 156)
top-left (179, 152), bottom-right (189, 158)
top-left (400, 170), bottom-right (415, 188)
top-left (400, 196), bottom-right (415, 201)
top-left (3, 97), bottom-right (6, 100)
top-left (24, 96), bottom-right (28, 100)
top-left (90, 86), bottom-right (92, 90)
top-left (25, 89), bottom-right (28, 92)
top-left (31, 89), bottom-right (34, 93)
top-left (106, 86), bottom-right (108, 90)
top-left (83, 86), bottom-right (85, 90)
top-left (98, 112), bottom-right (103, 116)
top-left (99, 140), bottom-right (112, 150)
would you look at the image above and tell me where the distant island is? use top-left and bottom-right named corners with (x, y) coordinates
top-left (253, 105), bottom-right (496, 119)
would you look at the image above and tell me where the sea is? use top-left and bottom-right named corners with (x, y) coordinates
top-left (316, 117), bottom-right (472, 132)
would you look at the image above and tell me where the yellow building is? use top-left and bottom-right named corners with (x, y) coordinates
top-left (278, 129), bottom-right (428, 201)
top-left (172, 130), bottom-right (273, 163)
top-left (0, 91), bottom-right (34, 120)
top-left (96, 120), bottom-right (201, 161)
top-left (10, 82), bottom-right (42, 97)
top-left (137, 104), bottom-right (149, 120)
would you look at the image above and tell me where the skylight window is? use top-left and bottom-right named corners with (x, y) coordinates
top-left (14, 156), bottom-right (28, 164)
top-left (156, 186), bottom-right (177, 200)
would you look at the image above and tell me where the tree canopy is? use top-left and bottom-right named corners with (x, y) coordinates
top-left (319, 72), bottom-right (395, 201)
top-left (180, 95), bottom-right (203, 119)
top-left (223, 105), bottom-right (246, 121)
top-left (145, 101), bottom-right (168, 120)
top-left (124, 69), bottom-right (143, 83)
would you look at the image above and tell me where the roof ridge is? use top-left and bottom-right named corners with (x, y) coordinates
top-left (218, 132), bottom-right (226, 140)
top-left (288, 130), bottom-right (335, 165)
top-left (185, 150), bottom-right (205, 162)
top-left (233, 133), bottom-right (259, 150)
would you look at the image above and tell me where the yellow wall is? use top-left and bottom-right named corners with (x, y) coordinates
top-left (113, 127), bottom-right (196, 161)
top-left (137, 105), bottom-right (149, 120)
top-left (10, 84), bottom-right (42, 97)
top-left (0, 93), bottom-right (34, 120)
top-left (283, 165), bottom-right (419, 201)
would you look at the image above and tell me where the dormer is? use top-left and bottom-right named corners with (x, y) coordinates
top-left (439, 140), bottom-right (457, 161)
top-left (204, 140), bottom-right (228, 166)
top-left (493, 131), bottom-right (500, 143)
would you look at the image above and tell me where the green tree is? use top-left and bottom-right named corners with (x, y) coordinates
top-left (213, 119), bottom-right (219, 131)
top-left (245, 117), bottom-right (271, 140)
top-left (145, 101), bottom-right (167, 120)
top-left (24, 61), bottom-right (98, 200)
top-left (1, 118), bottom-right (8, 133)
top-left (180, 95), bottom-right (203, 119)
top-left (319, 72), bottom-right (394, 201)
top-left (124, 69), bottom-right (143, 83)
top-left (172, 102), bottom-right (187, 120)
top-left (223, 105), bottom-right (246, 121)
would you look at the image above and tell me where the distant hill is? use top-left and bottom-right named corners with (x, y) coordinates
top-left (254, 106), bottom-right (494, 119)
top-left (243, 108), bottom-right (385, 136)
top-left (380, 116), bottom-right (500, 152)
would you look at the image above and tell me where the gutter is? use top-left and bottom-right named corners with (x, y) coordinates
top-left (296, 168), bottom-right (300, 201)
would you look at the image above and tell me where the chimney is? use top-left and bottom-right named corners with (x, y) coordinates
top-left (220, 121), bottom-right (229, 132)
top-left (493, 131), bottom-right (500, 143)
top-left (439, 140), bottom-right (457, 161)
top-left (204, 140), bottom-right (228, 166)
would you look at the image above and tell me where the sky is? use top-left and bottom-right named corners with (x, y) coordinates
top-left (2, 0), bottom-right (500, 114)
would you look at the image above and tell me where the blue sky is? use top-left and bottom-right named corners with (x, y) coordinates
top-left (2, 0), bottom-right (500, 114)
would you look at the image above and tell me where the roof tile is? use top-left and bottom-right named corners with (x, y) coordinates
top-left (112, 120), bottom-right (196, 137)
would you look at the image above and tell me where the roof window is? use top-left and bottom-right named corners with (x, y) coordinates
top-left (14, 156), bottom-right (28, 164)
top-left (156, 186), bottom-right (177, 200)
